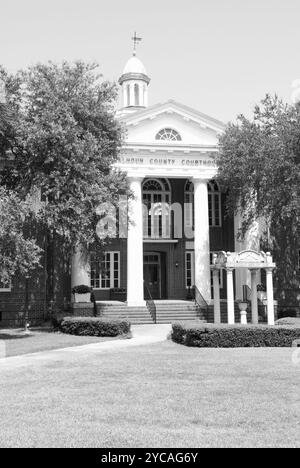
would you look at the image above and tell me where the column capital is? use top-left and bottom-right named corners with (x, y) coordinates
top-left (192, 176), bottom-right (210, 184)
top-left (226, 267), bottom-right (235, 273)
top-left (127, 174), bottom-right (145, 182)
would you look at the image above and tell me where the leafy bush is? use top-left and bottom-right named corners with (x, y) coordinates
top-left (172, 322), bottom-right (300, 348)
top-left (276, 317), bottom-right (300, 326)
top-left (72, 285), bottom-right (91, 294)
top-left (59, 317), bottom-right (131, 337)
top-left (277, 309), bottom-right (297, 319)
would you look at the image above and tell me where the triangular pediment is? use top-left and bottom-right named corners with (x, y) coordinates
top-left (117, 100), bottom-right (225, 147)
top-left (118, 99), bottom-right (225, 131)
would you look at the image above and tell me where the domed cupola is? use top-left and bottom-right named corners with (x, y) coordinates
top-left (119, 33), bottom-right (150, 110)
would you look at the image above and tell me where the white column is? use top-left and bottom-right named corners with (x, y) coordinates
top-left (266, 267), bottom-right (275, 326)
top-left (226, 268), bottom-right (235, 324)
top-left (127, 176), bottom-right (145, 307)
top-left (212, 269), bottom-right (221, 324)
top-left (193, 178), bottom-right (211, 302)
top-left (71, 248), bottom-right (90, 300)
top-left (250, 269), bottom-right (259, 324)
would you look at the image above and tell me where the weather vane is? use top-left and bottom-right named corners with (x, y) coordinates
top-left (132, 32), bottom-right (142, 56)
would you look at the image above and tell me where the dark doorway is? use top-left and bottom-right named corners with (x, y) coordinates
top-left (144, 253), bottom-right (162, 299)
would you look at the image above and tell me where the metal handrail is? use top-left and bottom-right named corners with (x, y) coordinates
top-left (193, 285), bottom-right (209, 319)
top-left (144, 285), bottom-right (157, 324)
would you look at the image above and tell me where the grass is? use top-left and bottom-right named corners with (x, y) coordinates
top-left (0, 327), bottom-right (120, 357)
top-left (0, 340), bottom-right (299, 448)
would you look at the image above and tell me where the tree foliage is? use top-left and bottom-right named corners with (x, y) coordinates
top-left (3, 61), bottom-right (128, 248)
top-left (217, 95), bottom-right (300, 300)
top-left (0, 187), bottom-right (42, 283)
top-left (0, 61), bottom-right (129, 304)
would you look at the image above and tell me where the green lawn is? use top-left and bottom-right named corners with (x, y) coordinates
top-left (0, 340), bottom-right (299, 448)
top-left (0, 328), bottom-right (119, 357)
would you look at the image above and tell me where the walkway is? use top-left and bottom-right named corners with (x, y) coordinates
top-left (0, 324), bottom-right (172, 370)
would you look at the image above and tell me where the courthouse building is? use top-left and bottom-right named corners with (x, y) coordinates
top-left (1, 46), bottom-right (278, 325)
top-left (70, 46), bottom-right (264, 323)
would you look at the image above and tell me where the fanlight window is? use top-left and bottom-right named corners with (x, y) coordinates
top-left (143, 179), bottom-right (171, 239)
top-left (155, 128), bottom-right (182, 142)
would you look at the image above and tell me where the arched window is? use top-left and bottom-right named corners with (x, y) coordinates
top-left (184, 180), bottom-right (194, 229)
top-left (208, 181), bottom-right (221, 227)
top-left (155, 128), bottom-right (182, 142)
top-left (126, 84), bottom-right (130, 106)
top-left (134, 84), bottom-right (139, 106)
top-left (183, 179), bottom-right (222, 230)
top-left (143, 178), bottom-right (171, 239)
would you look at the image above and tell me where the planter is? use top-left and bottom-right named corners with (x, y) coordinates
top-left (257, 291), bottom-right (267, 302)
top-left (74, 293), bottom-right (91, 303)
top-left (238, 302), bottom-right (248, 325)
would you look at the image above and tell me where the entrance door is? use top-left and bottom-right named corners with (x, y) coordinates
top-left (143, 253), bottom-right (161, 299)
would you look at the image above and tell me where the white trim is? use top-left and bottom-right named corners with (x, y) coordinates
top-left (144, 239), bottom-right (178, 244)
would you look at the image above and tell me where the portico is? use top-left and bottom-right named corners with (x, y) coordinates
top-left (121, 161), bottom-right (217, 307)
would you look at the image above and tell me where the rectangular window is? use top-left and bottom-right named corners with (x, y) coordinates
top-left (0, 280), bottom-right (11, 292)
top-left (185, 251), bottom-right (195, 289)
top-left (90, 252), bottom-right (120, 290)
top-left (185, 252), bottom-right (224, 291)
top-left (184, 192), bottom-right (194, 228)
top-left (208, 193), bottom-right (222, 227)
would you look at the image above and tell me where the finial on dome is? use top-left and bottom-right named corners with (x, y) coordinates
top-left (132, 31), bottom-right (142, 56)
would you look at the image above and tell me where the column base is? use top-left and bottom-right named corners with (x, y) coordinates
top-left (126, 300), bottom-right (147, 308)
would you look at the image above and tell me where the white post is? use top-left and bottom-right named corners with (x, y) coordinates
top-left (266, 267), bottom-right (275, 326)
top-left (250, 269), bottom-right (259, 324)
top-left (226, 268), bottom-right (235, 324)
top-left (212, 268), bottom-right (221, 324)
top-left (71, 248), bottom-right (91, 301)
top-left (127, 176), bottom-right (145, 307)
top-left (193, 178), bottom-right (211, 302)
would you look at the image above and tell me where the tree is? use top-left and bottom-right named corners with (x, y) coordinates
top-left (217, 95), bottom-right (300, 304)
top-left (0, 187), bottom-right (41, 284)
top-left (2, 61), bottom-right (129, 308)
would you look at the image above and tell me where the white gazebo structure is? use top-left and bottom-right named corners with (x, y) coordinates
top-left (211, 250), bottom-right (276, 326)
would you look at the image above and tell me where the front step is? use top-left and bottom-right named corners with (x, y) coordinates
top-left (95, 302), bottom-right (153, 324)
top-left (153, 300), bottom-right (204, 324)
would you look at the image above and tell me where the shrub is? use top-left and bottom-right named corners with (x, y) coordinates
top-left (59, 317), bottom-right (131, 337)
top-left (171, 322), bottom-right (300, 348)
top-left (72, 285), bottom-right (91, 294)
top-left (276, 317), bottom-right (300, 326)
top-left (277, 309), bottom-right (297, 319)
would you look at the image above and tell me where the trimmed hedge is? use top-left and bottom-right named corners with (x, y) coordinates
top-left (59, 317), bottom-right (131, 337)
top-left (172, 322), bottom-right (300, 348)
top-left (276, 317), bottom-right (300, 326)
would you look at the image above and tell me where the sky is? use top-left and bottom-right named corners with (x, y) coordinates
top-left (0, 0), bottom-right (299, 122)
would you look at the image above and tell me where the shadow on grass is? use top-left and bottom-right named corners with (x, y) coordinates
top-left (0, 333), bottom-right (32, 341)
